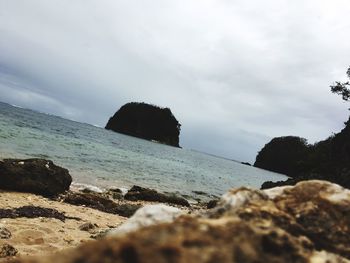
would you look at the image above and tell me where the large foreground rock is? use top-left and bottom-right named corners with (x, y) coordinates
top-left (0, 159), bottom-right (72, 197)
top-left (9, 180), bottom-right (350, 263)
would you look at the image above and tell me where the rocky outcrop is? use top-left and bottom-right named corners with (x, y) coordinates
top-left (105, 102), bottom-right (181, 147)
top-left (0, 159), bottom-right (72, 197)
top-left (61, 191), bottom-right (141, 218)
top-left (125, 185), bottom-right (190, 207)
top-left (10, 180), bottom-right (350, 263)
top-left (257, 117), bottom-right (350, 189)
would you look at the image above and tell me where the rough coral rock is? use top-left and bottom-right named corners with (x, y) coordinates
top-left (8, 180), bottom-right (350, 263)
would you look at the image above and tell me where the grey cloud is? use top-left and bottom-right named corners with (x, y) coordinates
top-left (1, 0), bottom-right (350, 162)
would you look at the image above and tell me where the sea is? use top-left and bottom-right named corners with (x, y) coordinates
top-left (0, 102), bottom-right (286, 202)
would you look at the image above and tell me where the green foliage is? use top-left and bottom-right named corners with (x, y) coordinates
top-left (330, 67), bottom-right (350, 101)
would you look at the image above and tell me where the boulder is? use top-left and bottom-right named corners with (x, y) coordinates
top-left (0, 159), bottom-right (72, 197)
top-left (62, 191), bottom-right (141, 218)
top-left (108, 204), bottom-right (183, 236)
top-left (125, 185), bottom-right (190, 207)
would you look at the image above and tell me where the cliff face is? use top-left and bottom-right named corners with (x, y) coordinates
top-left (105, 102), bottom-right (181, 147)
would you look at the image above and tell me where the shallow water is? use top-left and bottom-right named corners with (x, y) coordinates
top-left (0, 102), bottom-right (286, 201)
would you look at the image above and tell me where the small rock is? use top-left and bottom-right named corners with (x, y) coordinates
top-left (109, 204), bottom-right (183, 236)
top-left (0, 227), bottom-right (11, 239)
top-left (79, 222), bottom-right (97, 232)
top-left (0, 243), bottom-right (18, 258)
top-left (104, 189), bottom-right (123, 200)
top-left (90, 229), bottom-right (110, 240)
top-left (125, 185), bottom-right (190, 207)
top-left (206, 199), bottom-right (218, 209)
top-left (63, 236), bottom-right (74, 244)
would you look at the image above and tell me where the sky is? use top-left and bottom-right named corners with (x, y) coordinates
top-left (1, 0), bottom-right (350, 163)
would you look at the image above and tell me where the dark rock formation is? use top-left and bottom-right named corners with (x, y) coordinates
top-left (105, 102), bottom-right (181, 147)
top-left (257, 117), bottom-right (350, 189)
top-left (0, 159), bottom-right (72, 197)
top-left (62, 191), bottom-right (141, 218)
top-left (79, 222), bottom-right (98, 233)
top-left (0, 227), bottom-right (11, 239)
top-left (241, 162), bottom-right (252, 166)
top-left (0, 206), bottom-right (79, 222)
top-left (206, 199), bottom-right (218, 209)
top-left (254, 136), bottom-right (310, 176)
top-left (0, 243), bottom-right (17, 258)
top-left (104, 188), bottom-right (123, 200)
top-left (125, 185), bottom-right (190, 207)
top-left (12, 180), bottom-right (350, 263)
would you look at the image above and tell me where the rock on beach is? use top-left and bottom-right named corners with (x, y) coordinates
top-left (125, 185), bottom-right (190, 207)
top-left (0, 159), bottom-right (72, 197)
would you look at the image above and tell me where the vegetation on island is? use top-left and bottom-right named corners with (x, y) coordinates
top-left (105, 102), bottom-right (181, 147)
top-left (257, 67), bottom-right (350, 189)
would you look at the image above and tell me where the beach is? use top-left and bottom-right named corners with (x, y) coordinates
top-left (0, 185), bottom-right (191, 259)
top-left (0, 190), bottom-right (128, 257)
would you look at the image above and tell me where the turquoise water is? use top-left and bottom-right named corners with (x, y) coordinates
top-left (0, 102), bottom-right (286, 201)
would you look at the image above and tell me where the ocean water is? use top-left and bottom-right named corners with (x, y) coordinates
top-left (0, 102), bottom-right (286, 201)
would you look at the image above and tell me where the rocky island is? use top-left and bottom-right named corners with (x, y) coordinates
top-left (105, 102), bottom-right (181, 147)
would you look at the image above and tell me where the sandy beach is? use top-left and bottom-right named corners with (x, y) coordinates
top-left (0, 190), bottom-right (128, 258)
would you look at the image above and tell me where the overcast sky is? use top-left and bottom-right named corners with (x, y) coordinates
top-left (1, 0), bottom-right (350, 162)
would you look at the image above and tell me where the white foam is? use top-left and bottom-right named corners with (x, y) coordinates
top-left (70, 182), bottom-right (104, 193)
